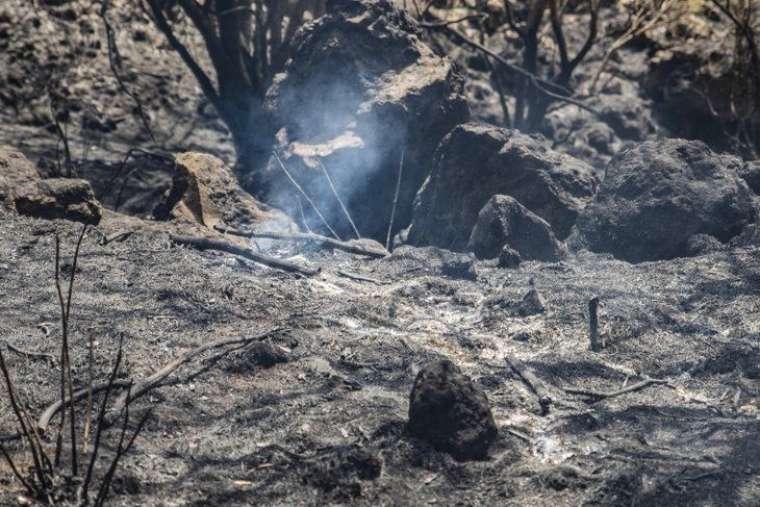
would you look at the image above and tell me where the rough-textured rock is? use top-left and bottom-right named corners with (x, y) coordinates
top-left (730, 223), bottom-right (760, 249)
top-left (591, 89), bottom-right (656, 142)
top-left (498, 246), bottom-right (522, 269)
top-left (685, 234), bottom-right (726, 257)
top-left (739, 161), bottom-right (760, 195)
top-left (467, 195), bottom-right (565, 261)
top-left (0, 145), bottom-right (39, 208)
top-left (574, 139), bottom-right (756, 263)
top-left (259, 0), bottom-right (469, 241)
top-left (381, 245), bottom-right (477, 280)
top-left (14, 178), bottom-right (102, 225)
top-left (407, 359), bottom-right (497, 461)
top-left (157, 152), bottom-right (295, 232)
top-left (508, 288), bottom-right (546, 317)
top-left (408, 123), bottom-right (599, 252)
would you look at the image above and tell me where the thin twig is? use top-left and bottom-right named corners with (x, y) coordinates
top-left (421, 21), bottom-right (601, 117)
top-left (564, 378), bottom-right (672, 404)
top-left (336, 270), bottom-right (389, 285)
top-left (318, 161), bottom-right (361, 239)
top-left (5, 344), bottom-right (55, 363)
top-left (100, 0), bottom-right (156, 143)
top-left (81, 335), bottom-right (124, 501)
top-left (386, 148), bottom-right (405, 252)
top-left (111, 328), bottom-right (285, 414)
top-left (272, 151), bottom-right (340, 240)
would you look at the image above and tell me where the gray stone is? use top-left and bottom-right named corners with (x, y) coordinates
top-left (467, 195), bottom-right (565, 261)
top-left (408, 123), bottom-right (599, 252)
top-left (260, 0), bottom-right (469, 241)
top-left (574, 139), bottom-right (756, 262)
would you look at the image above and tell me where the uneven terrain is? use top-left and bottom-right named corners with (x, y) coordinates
top-left (1, 209), bottom-right (760, 506)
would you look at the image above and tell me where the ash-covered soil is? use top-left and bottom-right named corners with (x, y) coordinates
top-left (2, 210), bottom-right (760, 506)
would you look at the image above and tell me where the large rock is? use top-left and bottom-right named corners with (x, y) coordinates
top-left (258, 0), bottom-right (469, 241)
top-left (574, 139), bottom-right (756, 262)
top-left (157, 153), bottom-right (295, 232)
top-left (407, 359), bottom-right (497, 461)
top-left (0, 146), bottom-right (39, 208)
top-left (14, 179), bottom-right (102, 225)
top-left (407, 123), bottom-right (599, 251)
top-left (739, 161), bottom-right (760, 195)
top-left (467, 195), bottom-right (565, 261)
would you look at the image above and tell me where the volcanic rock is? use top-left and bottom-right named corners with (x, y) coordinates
top-left (498, 246), bottom-right (522, 269)
top-left (260, 0), bottom-right (469, 241)
top-left (14, 178), bottom-right (102, 225)
top-left (738, 160), bottom-right (760, 195)
top-left (467, 194), bottom-right (565, 261)
top-left (407, 359), bottom-right (497, 461)
top-left (407, 123), bottom-right (599, 252)
top-left (686, 234), bottom-right (725, 257)
top-left (0, 145), bottom-right (39, 208)
top-left (573, 138), bottom-right (756, 262)
top-left (157, 152), bottom-right (295, 232)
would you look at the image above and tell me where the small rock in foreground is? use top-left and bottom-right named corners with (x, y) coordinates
top-left (407, 359), bottom-right (497, 461)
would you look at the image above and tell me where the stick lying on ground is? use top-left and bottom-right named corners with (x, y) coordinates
top-left (505, 356), bottom-right (553, 415)
top-left (564, 378), bottom-right (672, 404)
top-left (36, 328), bottom-right (285, 433)
top-left (214, 226), bottom-right (390, 259)
top-left (110, 328), bottom-right (286, 414)
top-left (170, 234), bottom-right (320, 275)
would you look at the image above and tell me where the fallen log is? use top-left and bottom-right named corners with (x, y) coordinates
top-left (213, 225), bottom-right (390, 259)
top-left (170, 234), bottom-right (320, 275)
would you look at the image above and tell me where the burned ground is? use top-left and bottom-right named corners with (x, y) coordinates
top-left (1, 210), bottom-right (759, 506)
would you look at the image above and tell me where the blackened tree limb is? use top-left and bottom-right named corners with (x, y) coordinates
top-left (419, 20), bottom-right (601, 118)
top-left (170, 234), bottom-right (321, 275)
top-left (213, 225), bottom-right (390, 259)
top-left (142, 0), bottom-right (222, 112)
top-left (111, 328), bottom-right (285, 414)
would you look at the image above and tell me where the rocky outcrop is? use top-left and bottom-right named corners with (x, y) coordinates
top-left (573, 139), bottom-right (756, 263)
top-left (407, 123), bottom-right (599, 252)
top-left (407, 359), bottom-right (497, 461)
top-left (14, 178), bottom-right (102, 225)
top-left (157, 153), bottom-right (295, 232)
top-left (0, 145), bottom-right (39, 208)
top-left (0, 146), bottom-right (101, 224)
top-left (259, 0), bottom-right (469, 241)
top-left (467, 195), bottom-right (565, 261)
top-left (739, 160), bottom-right (760, 195)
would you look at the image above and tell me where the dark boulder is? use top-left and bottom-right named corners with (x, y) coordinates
top-left (498, 246), bottom-right (522, 269)
top-left (259, 0), bottom-right (469, 241)
top-left (573, 139), bottom-right (756, 262)
top-left (739, 161), bottom-right (760, 195)
top-left (467, 195), bottom-right (565, 261)
top-left (685, 234), bottom-right (726, 257)
top-left (381, 245), bottom-right (477, 280)
top-left (407, 359), bottom-right (497, 461)
top-left (407, 123), bottom-right (599, 252)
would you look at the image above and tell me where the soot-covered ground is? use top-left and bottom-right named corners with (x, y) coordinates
top-left (1, 210), bottom-right (760, 506)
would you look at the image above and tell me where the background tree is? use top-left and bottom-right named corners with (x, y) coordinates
top-left (142, 0), bottom-right (327, 179)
